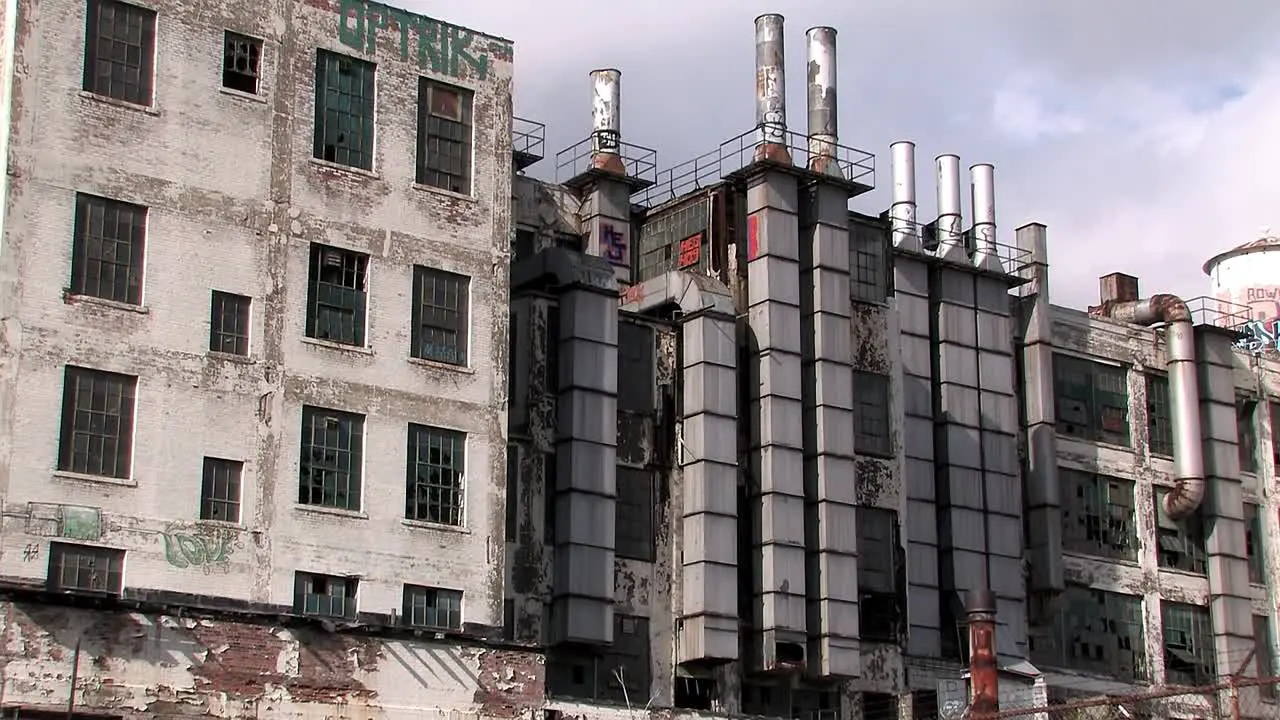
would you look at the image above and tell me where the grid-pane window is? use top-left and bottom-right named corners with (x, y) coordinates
top-left (298, 406), bottom-right (363, 511)
top-left (1030, 585), bottom-right (1145, 682)
top-left (201, 457), bottom-right (243, 523)
top-left (403, 585), bottom-right (462, 630)
top-left (58, 366), bottom-right (137, 479)
top-left (1162, 602), bottom-right (1215, 685)
top-left (1061, 469), bottom-right (1138, 561)
top-left (47, 542), bottom-right (124, 594)
top-left (1256, 615), bottom-right (1277, 700)
top-left (209, 291), bottom-right (251, 355)
top-left (222, 31), bottom-right (262, 94)
top-left (82, 0), bottom-right (155, 106)
top-left (1154, 488), bottom-right (1206, 573)
top-left (71, 193), bottom-right (146, 305)
top-left (851, 221), bottom-right (889, 302)
top-left (1147, 374), bottom-right (1173, 456)
top-left (305, 243), bottom-right (368, 346)
top-left (1055, 354), bottom-right (1130, 446)
top-left (858, 507), bottom-right (902, 641)
top-left (411, 267), bottom-right (469, 365)
top-left (293, 572), bottom-right (356, 619)
top-left (1247, 503), bottom-right (1265, 584)
top-left (1239, 397), bottom-right (1259, 474)
top-left (313, 50), bottom-right (375, 170)
top-left (854, 371), bottom-right (892, 457)
top-left (615, 467), bottom-right (654, 561)
top-left (406, 424), bottom-right (465, 526)
top-left (416, 80), bottom-right (473, 194)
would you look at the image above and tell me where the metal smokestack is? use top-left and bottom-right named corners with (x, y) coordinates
top-left (589, 68), bottom-right (625, 175)
top-left (754, 14), bottom-right (791, 164)
top-left (889, 141), bottom-right (920, 252)
top-left (805, 26), bottom-right (839, 176)
top-left (934, 154), bottom-right (965, 261)
top-left (970, 163), bottom-right (1004, 272)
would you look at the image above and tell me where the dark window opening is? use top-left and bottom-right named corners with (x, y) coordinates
top-left (857, 506), bottom-right (902, 641)
top-left (82, 0), bottom-right (155, 105)
top-left (545, 304), bottom-right (560, 394)
top-left (1239, 396), bottom-right (1259, 474)
top-left (293, 572), bottom-right (356, 619)
top-left (222, 31), bottom-right (262, 94)
top-left (864, 693), bottom-right (899, 720)
top-left (1146, 374), bottom-right (1173, 456)
top-left (1029, 585), bottom-right (1145, 682)
top-left (741, 684), bottom-right (839, 718)
top-left (305, 243), bottom-right (368, 346)
top-left (298, 406), bottom-right (364, 512)
top-left (911, 691), bottom-right (940, 720)
top-left (546, 616), bottom-right (651, 704)
top-left (70, 193), bottom-right (146, 305)
top-left (618, 322), bottom-right (656, 413)
top-left (57, 365), bottom-right (137, 479)
top-left (674, 673), bottom-right (717, 710)
top-left (502, 599), bottom-right (515, 641)
top-left (543, 453), bottom-right (557, 544)
top-left (1162, 601), bottom-right (1215, 685)
top-left (416, 79), bottom-right (473, 195)
top-left (1271, 401), bottom-right (1280, 471)
top-left (411, 266), bottom-right (469, 365)
top-left (1055, 354), bottom-right (1130, 446)
top-left (616, 467), bottom-right (655, 561)
top-left (1247, 503), bottom-right (1265, 584)
top-left (200, 457), bottom-right (243, 523)
top-left (1154, 488), bottom-right (1206, 574)
top-left (313, 50), bottom-right (375, 170)
top-left (1255, 615), bottom-right (1276, 700)
top-left (854, 371), bottom-right (892, 457)
top-left (851, 220), bottom-right (890, 302)
top-left (47, 542), bottom-right (124, 595)
top-left (1061, 469), bottom-right (1137, 561)
top-left (403, 584), bottom-right (462, 630)
top-left (505, 444), bottom-right (519, 538)
top-left (209, 290), bottom-right (251, 356)
top-left (406, 424), bottom-right (465, 526)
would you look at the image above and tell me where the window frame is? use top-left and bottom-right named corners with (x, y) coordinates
top-left (854, 371), bottom-right (893, 458)
top-left (293, 571), bottom-right (357, 619)
top-left (405, 423), bottom-right (466, 526)
top-left (1030, 584), bottom-right (1146, 682)
top-left (1061, 469), bottom-right (1138, 561)
top-left (82, 0), bottom-right (156, 106)
top-left (1238, 395), bottom-right (1259, 475)
top-left (200, 457), bottom-right (243, 523)
top-left (402, 584), bottom-right (463, 630)
top-left (1162, 601), bottom-right (1216, 685)
top-left (1146, 373), bottom-right (1173, 457)
top-left (47, 541), bottom-right (125, 595)
top-left (1154, 487), bottom-right (1206, 573)
top-left (1054, 354), bottom-right (1130, 446)
top-left (410, 266), bottom-right (470, 366)
top-left (57, 365), bottom-right (138, 480)
top-left (312, 49), bottom-right (376, 171)
top-left (1256, 614), bottom-right (1277, 700)
top-left (415, 78), bottom-right (474, 195)
top-left (209, 290), bottom-right (251, 356)
top-left (857, 506), bottom-right (902, 642)
top-left (305, 243), bottom-right (369, 347)
top-left (222, 30), bottom-right (263, 95)
top-left (615, 466), bottom-right (655, 561)
top-left (850, 220), bottom-right (890, 303)
top-left (70, 193), bottom-right (147, 306)
top-left (1247, 503), bottom-right (1265, 585)
top-left (298, 405), bottom-right (365, 512)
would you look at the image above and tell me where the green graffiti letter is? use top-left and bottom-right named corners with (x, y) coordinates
top-left (447, 26), bottom-right (488, 81)
top-left (337, 0), bottom-right (366, 52)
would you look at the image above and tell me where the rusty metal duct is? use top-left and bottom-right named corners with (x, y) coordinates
top-left (969, 163), bottom-right (1003, 272)
top-left (934, 154), bottom-right (966, 261)
top-left (1095, 298), bottom-right (1205, 520)
top-left (889, 141), bottom-right (921, 251)
top-left (805, 26), bottom-right (839, 176)
top-left (754, 14), bottom-right (791, 164)
top-left (589, 68), bottom-right (626, 175)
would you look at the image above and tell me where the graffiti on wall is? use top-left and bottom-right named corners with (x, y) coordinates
top-left (1243, 286), bottom-right (1280, 323)
top-left (162, 527), bottom-right (240, 572)
top-left (600, 224), bottom-right (628, 267)
top-left (335, 0), bottom-right (513, 82)
top-left (25, 503), bottom-right (102, 541)
top-left (677, 233), bottom-right (703, 270)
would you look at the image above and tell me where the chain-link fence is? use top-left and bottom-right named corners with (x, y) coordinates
top-left (970, 677), bottom-right (1280, 720)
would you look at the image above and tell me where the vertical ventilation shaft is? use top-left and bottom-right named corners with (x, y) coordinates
top-left (889, 141), bottom-right (921, 252)
top-left (589, 68), bottom-right (625, 175)
top-left (969, 164), bottom-right (1003, 273)
top-left (933, 154), bottom-right (965, 262)
top-left (753, 13), bottom-right (791, 165)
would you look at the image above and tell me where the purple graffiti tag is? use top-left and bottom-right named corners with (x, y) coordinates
top-left (602, 224), bottom-right (627, 265)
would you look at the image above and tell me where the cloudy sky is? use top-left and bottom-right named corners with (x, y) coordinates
top-left (418, 0), bottom-right (1280, 309)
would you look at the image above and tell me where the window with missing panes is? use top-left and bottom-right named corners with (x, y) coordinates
top-left (850, 219), bottom-right (889, 302)
top-left (313, 50), bottom-right (375, 170)
top-left (298, 406), bottom-right (364, 511)
top-left (1162, 602), bottom-right (1215, 685)
top-left (416, 79), bottom-right (473, 194)
top-left (47, 542), bottom-right (124, 595)
top-left (1054, 354), bottom-right (1129, 445)
top-left (403, 585), bottom-right (462, 630)
top-left (411, 266), bottom-right (469, 365)
top-left (1061, 469), bottom-right (1137, 561)
top-left (71, 193), bottom-right (146, 305)
top-left (82, 0), bottom-right (156, 106)
top-left (209, 291), bottom-right (251, 356)
top-left (1030, 585), bottom-right (1145, 682)
top-left (1146, 374), bottom-right (1173, 456)
top-left (294, 571), bottom-right (356, 619)
top-left (58, 365), bottom-right (137, 479)
top-left (222, 31), bottom-right (262, 94)
top-left (1239, 396), bottom-right (1259, 474)
top-left (406, 424), bottom-right (465, 526)
top-left (201, 457), bottom-right (242, 523)
top-left (854, 371), bottom-right (892, 457)
top-left (1247, 503), bottom-right (1265, 584)
top-left (305, 243), bottom-right (368, 346)
top-left (857, 506), bottom-right (901, 641)
top-left (1154, 488), bottom-right (1206, 573)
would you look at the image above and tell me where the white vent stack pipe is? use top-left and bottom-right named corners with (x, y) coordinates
top-left (589, 68), bottom-right (625, 174)
top-left (969, 163), bottom-right (1004, 272)
top-left (753, 14), bottom-right (791, 164)
top-left (805, 26), bottom-right (840, 176)
top-left (934, 154), bottom-right (966, 261)
top-left (889, 141), bottom-right (920, 251)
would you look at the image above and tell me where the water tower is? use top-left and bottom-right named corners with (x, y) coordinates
top-left (1204, 231), bottom-right (1280, 324)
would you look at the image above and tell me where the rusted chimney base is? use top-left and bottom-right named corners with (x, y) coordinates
top-left (966, 589), bottom-right (999, 717)
top-left (808, 154), bottom-right (842, 177)
top-left (754, 142), bottom-right (792, 165)
top-left (590, 152), bottom-right (627, 175)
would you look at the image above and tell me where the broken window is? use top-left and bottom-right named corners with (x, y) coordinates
top-left (416, 80), bottom-right (473, 195)
top-left (312, 50), bottom-right (375, 170)
top-left (200, 457), bottom-right (243, 523)
top-left (209, 290), bottom-right (251, 356)
top-left (635, 196), bottom-right (709, 283)
top-left (1030, 585), bottom-right (1145, 682)
top-left (1162, 601), bottom-right (1215, 685)
top-left (305, 243), bottom-right (368, 346)
top-left (298, 406), bottom-right (364, 512)
top-left (1054, 354), bottom-right (1130, 446)
top-left (1255, 615), bottom-right (1276, 700)
top-left (1239, 396), bottom-right (1259, 474)
top-left (58, 365), bottom-right (137, 479)
top-left (47, 542), bottom-right (124, 595)
top-left (405, 424), bottom-right (465, 526)
top-left (222, 31), bottom-right (262, 94)
top-left (850, 219), bottom-right (889, 303)
top-left (864, 693), bottom-right (899, 720)
top-left (505, 444), bottom-right (519, 538)
top-left (411, 266), bottom-right (469, 365)
top-left (293, 571), bottom-right (356, 619)
top-left (616, 467), bottom-right (655, 561)
top-left (857, 506), bottom-right (901, 641)
top-left (1061, 469), bottom-right (1137, 561)
top-left (1247, 503), bottom-right (1265, 584)
top-left (70, 193), bottom-right (146, 305)
top-left (82, 0), bottom-right (155, 106)
top-left (547, 615), bottom-right (651, 704)
top-left (1146, 374), bottom-right (1173, 456)
top-left (741, 684), bottom-right (839, 718)
top-left (854, 371), bottom-right (892, 457)
top-left (1154, 488), bottom-right (1206, 574)
top-left (403, 584), bottom-right (462, 630)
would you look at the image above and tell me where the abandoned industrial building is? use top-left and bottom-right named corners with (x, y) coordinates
top-left (0, 0), bottom-right (1276, 717)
